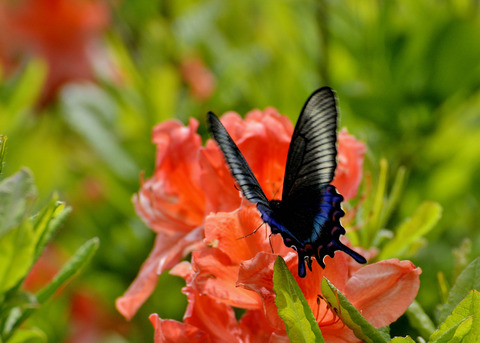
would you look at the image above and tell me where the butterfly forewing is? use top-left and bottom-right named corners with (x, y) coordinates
top-left (207, 112), bottom-right (269, 207)
top-left (282, 87), bottom-right (338, 201)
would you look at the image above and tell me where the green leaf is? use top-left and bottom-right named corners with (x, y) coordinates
top-left (363, 158), bottom-right (389, 246)
top-left (4, 59), bottom-right (46, 118)
top-left (0, 220), bottom-right (36, 294)
top-left (320, 278), bottom-right (389, 343)
top-left (431, 290), bottom-right (480, 343)
top-left (273, 256), bottom-right (324, 343)
top-left (0, 135), bottom-right (6, 175)
top-left (388, 337), bottom-right (416, 343)
top-left (382, 166), bottom-right (406, 227)
top-left (0, 169), bottom-right (37, 238)
top-left (405, 300), bottom-right (436, 339)
top-left (378, 201), bottom-right (442, 260)
top-left (6, 327), bottom-right (46, 343)
top-left (7, 237), bottom-right (100, 334)
top-left (32, 195), bottom-right (72, 262)
top-left (36, 237), bottom-right (100, 303)
top-left (438, 257), bottom-right (480, 323)
top-left (61, 85), bottom-right (138, 181)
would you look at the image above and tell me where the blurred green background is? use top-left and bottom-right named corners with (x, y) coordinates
top-left (1, 0), bottom-right (480, 341)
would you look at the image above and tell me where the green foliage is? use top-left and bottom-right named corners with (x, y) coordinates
top-left (273, 257), bottom-right (324, 343)
top-left (430, 290), bottom-right (480, 343)
top-left (437, 258), bottom-right (480, 324)
top-left (0, 170), bottom-right (38, 294)
top-left (405, 301), bottom-right (436, 339)
top-left (0, 136), bottom-right (6, 175)
top-left (0, 59), bottom-right (45, 121)
top-left (379, 201), bottom-right (442, 260)
top-left (0, 150), bottom-right (98, 342)
top-left (2, 0), bottom-right (480, 341)
top-left (389, 337), bottom-right (416, 343)
top-left (6, 328), bottom-right (46, 343)
top-left (320, 278), bottom-right (389, 343)
top-left (351, 158), bottom-right (443, 264)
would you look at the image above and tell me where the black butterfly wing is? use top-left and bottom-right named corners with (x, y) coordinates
top-left (282, 87), bottom-right (338, 201)
top-left (207, 112), bottom-right (270, 208)
top-left (277, 87), bottom-right (366, 277)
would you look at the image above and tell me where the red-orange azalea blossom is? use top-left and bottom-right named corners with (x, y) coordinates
top-left (148, 220), bottom-right (420, 343)
top-left (180, 56), bottom-right (216, 101)
top-left (171, 204), bottom-right (420, 342)
top-left (117, 108), bottom-right (368, 320)
top-left (0, 0), bottom-right (109, 106)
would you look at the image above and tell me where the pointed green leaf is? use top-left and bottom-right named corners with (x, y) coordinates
top-left (0, 169), bottom-right (37, 238)
top-left (450, 316), bottom-right (473, 343)
top-left (363, 158), bottom-right (389, 246)
top-left (379, 201), bottom-right (442, 260)
top-left (438, 257), bottom-right (480, 323)
top-left (382, 166), bottom-right (406, 227)
top-left (8, 237), bottom-right (100, 332)
top-left (36, 237), bottom-right (100, 303)
top-left (7, 327), bottom-right (46, 343)
top-left (5, 59), bottom-right (46, 117)
top-left (0, 220), bottom-right (36, 294)
top-left (273, 256), bottom-right (324, 343)
top-left (321, 278), bottom-right (389, 343)
top-left (0, 135), bottom-right (7, 175)
top-left (429, 316), bottom-right (470, 343)
top-left (388, 337), bottom-right (416, 343)
top-left (431, 290), bottom-right (480, 343)
top-left (406, 300), bottom-right (435, 339)
top-left (61, 85), bottom-right (138, 181)
top-left (32, 195), bottom-right (72, 262)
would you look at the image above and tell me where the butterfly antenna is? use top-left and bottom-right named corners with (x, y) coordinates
top-left (236, 221), bottom-right (265, 240)
top-left (271, 184), bottom-right (280, 200)
top-left (268, 233), bottom-right (275, 253)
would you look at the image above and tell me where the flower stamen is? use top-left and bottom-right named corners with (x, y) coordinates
top-left (236, 221), bottom-right (266, 240)
top-left (317, 294), bottom-right (344, 328)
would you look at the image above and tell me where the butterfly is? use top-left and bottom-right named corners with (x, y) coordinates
top-left (207, 87), bottom-right (366, 277)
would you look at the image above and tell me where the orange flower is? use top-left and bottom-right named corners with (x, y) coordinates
top-left (333, 129), bottom-right (367, 201)
top-left (186, 206), bottom-right (420, 342)
top-left (117, 108), bottom-right (369, 322)
top-left (238, 251), bottom-right (420, 342)
top-left (149, 262), bottom-right (276, 343)
top-left (180, 57), bottom-right (216, 101)
top-left (118, 119), bottom-right (206, 319)
top-left (0, 0), bottom-right (109, 106)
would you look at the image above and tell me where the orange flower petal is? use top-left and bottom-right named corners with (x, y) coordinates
top-left (149, 314), bottom-right (211, 343)
top-left (180, 57), bottom-right (216, 101)
top-left (237, 252), bottom-right (297, 333)
top-left (217, 109), bottom-right (292, 200)
top-left (0, 0), bottom-right (109, 105)
top-left (345, 259), bottom-right (421, 328)
top-left (238, 310), bottom-right (276, 343)
top-left (134, 119), bottom-right (205, 233)
top-left (333, 129), bottom-right (366, 201)
top-left (320, 327), bottom-right (360, 343)
top-left (183, 286), bottom-right (242, 342)
top-left (199, 143), bottom-right (243, 214)
top-left (116, 228), bottom-right (203, 320)
top-left (204, 206), bottom-right (273, 264)
top-left (191, 249), bottom-right (262, 309)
